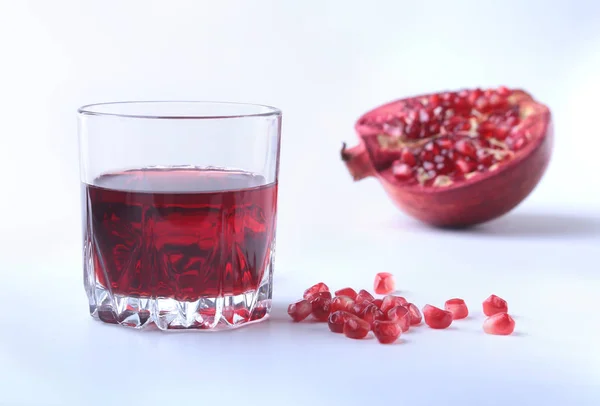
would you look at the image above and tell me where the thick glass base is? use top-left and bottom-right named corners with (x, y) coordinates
top-left (84, 240), bottom-right (274, 331)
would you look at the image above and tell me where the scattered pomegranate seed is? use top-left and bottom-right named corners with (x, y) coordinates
top-left (334, 287), bottom-right (358, 300)
top-left (287, 299), bottom-right (312, 322)
top-left (303, 282), bottom-right (329, 301)
top-left (343, 316), bottom-right (370, 339)
top-left (330, 295), bottom-right (355, 313)
top-left (403, 303), bottom-right (422, 325)
top-left (373, 272), bottom-right (396, 295)
top-left (356, 289), bottom-right (375, 304)
top-left (371, 298), bottom-right (383, 309)
top-left (351, 301), bottom-right (372, 317)
top-left (381, 295), bottom-right (408, 313)
top-left (483, 312), bottom-right (515, 336)
top-left (482, 294), bottom-right (508, 316)
top-left (444, 298), bottom-right (469, 320)
top-left (328, 310), bottom-right (352, 333)
top-left (361, 303), bottom-right (386, 328)
top-left (422, 304), bottom-right (453, 329)
top-left (372, 320), bottom-right (402, 344)
top-left (387, 305), bottom-right (410, 332)
top-left (310, 292), bottom-right (332, 322)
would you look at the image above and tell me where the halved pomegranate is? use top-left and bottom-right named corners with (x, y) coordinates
top-left (341, 87), bottom-right (553, 227)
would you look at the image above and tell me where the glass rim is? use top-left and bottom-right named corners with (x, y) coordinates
top-left (77, 100), bottom-right (282, 120)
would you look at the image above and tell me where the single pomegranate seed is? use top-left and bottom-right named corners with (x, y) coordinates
top-left (392, 162), bottom-right (413, 180)
top-left (303, 282), bottom-right (329, 301)
top-left (422, 304), bottom-right (453, 329)
top-left (343, 316), bottom-right (370, 339)
top-left (454, 139), bottom-right (477, 158)
top-left (310, 292), bottom-right (332, 322)
top-left (287, 299), bottom-right (312, 322)
top-left (444, 298), bottom-right (469, 320)
top-left (497, 86), bottom-right (511, 97)
top-left (351, 301), bottom-right (372, 317)
top-left (372, 320), bottom-right (402, 344)
top-left (477, 150), bottom-right (495, 166)
top-left (361, 303), bottom-right (385, 328)
top-left (400, 148), bottom-right (417, 166)
top-left (330, 295), bottom-right (355, 313)
top-left (328, 310), bottom-right (352, 333)
top-left (356, 289), bottom-right (375, 304)
top-left (387, 305), bottom-right (410, 332)
top-left (513, 136), bottom-right (528, 151)
top-left (482, 294), bottom-right (508, 316)
top-left (334, 287), bottom-right (358, 299)
top-left (371, 298), bottom-right (383, 309)
top-left (373, 272), bottom-right (396, 295)
top-left (483, 312), bottom-right (515, 335)
top-left (429, 94), bottom-right (441, 107)
top-left (403, 303), bottom-right (422, 325)
top-left (381, 295), bottom-right (408, 313)
top-left (456, 158), bottom-right (476, 174)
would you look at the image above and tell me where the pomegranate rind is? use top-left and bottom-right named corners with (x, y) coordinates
top-left (342, 88), bottom-right (553, 227)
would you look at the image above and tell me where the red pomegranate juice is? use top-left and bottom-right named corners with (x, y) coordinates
top-left (83, 167), bottom-right (277, 302)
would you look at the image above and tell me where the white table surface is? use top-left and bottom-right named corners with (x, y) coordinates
top-left (2, 192), bottom-right (599, 406)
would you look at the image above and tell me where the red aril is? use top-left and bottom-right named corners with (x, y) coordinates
top-left (422, 304), bottom-right (453, 329)
top-left (372, 320), bottom-right (402, 344)
top-left (330, 295), bottom-right (355, 313)
top-left (334, 287), bottom-right (358, 300)
top-left (403, 303), bottom-right (422, 325)
top-left (328, 310), bottom-right (352, 333)
top-left (444, 298), bottom-right (469, 320)
top-left (310, 292), bottom-right (332, 322)
top-left (381, 295), bottom-right (408, 313)
top-left (303, 282), bottom-right (330, 301)
top-left (387, 305), bottom-right (410, 332)
top-left (341, 87), bottom-right (553, 227)
top-left (351, 301), bottom-right (372, 317)
top-left (371, 298), bottom-right (383, 309)
top-left (361, 303), bottom-right (386, 328)
top-left (356, 289), bottom-right (375, 304)
top-left (483, 312), bottom-right (515, 335)
top-left (483, 294), bottom-right (508, 316)
top-left (343, 316), bottom-right (371, 339)
top-left (374, 272), bottom-right (396, 294)
top-left (287, 299), bottom-right (312, 322)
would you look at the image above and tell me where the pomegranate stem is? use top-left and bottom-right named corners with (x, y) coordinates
top-left (341, 142), bottom-right (375, 181)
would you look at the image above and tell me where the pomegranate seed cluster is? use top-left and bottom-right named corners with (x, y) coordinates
top-left (287, 273), bottom-right (516, 344)
top-left (361, 87), bottom-right (533, 187)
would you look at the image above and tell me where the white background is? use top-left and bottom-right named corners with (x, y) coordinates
top-left (1, 1), bottom-right (599, 405)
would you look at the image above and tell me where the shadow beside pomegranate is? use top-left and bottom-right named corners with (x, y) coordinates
top-left (471, 212), bottom-right (600, 238)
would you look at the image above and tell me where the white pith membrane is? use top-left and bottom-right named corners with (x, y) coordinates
top-left (369, 90), bottom-right (539, 187)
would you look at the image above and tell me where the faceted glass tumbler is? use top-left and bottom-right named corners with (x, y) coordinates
top-left (78, 102), bottom-right (282, 330)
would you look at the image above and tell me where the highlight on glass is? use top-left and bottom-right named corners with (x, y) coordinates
top-left (78, 101), bottom-right (282, 330)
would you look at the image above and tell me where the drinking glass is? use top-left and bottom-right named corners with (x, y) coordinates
top-left (78, 101), bottom-right (282, 330)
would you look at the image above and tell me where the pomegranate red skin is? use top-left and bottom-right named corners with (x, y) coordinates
top-left (341, 89), bottom-right (553, 227)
